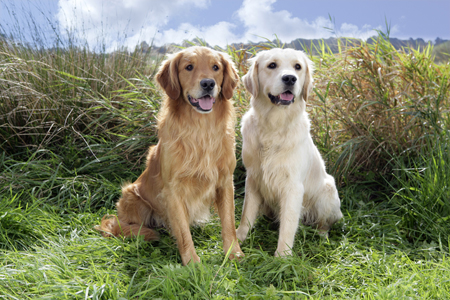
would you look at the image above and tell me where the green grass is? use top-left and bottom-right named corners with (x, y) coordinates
top-left (1, 13), bottom-right (450, 298)
top-left (1, 126), bottom-right (449, 299)
top-left (391, 132), bottom-right (450, 244)
top-left (1, 179), bottom-right (449, 299)
top-left (433, 41), bottom-right (450, 64)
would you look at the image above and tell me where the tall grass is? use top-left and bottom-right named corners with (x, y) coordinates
top-left (0, 39), bottom-right (161, 156)
top-left (392, 131), bottom-right (450, 243)
top-left (310, 33), bottom-right (450, 182)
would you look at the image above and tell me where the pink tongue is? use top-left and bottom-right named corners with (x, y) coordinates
top-left (280, 92), bottom-right (294, 101)
top-left (198, 96), bottom-right (215, 110)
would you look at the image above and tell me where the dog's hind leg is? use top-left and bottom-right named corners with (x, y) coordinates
top-left (96, 183), bottom-right (160, 241)
top-left (97, 215), bottom-right (160, 241)
top-left (236, 176), bottom-right (263, 243)
top-left (306, 177), bottom-right (343, 236)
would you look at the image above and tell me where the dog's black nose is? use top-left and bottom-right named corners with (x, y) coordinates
top-left (200, 79), bottom-right (216, 91)
top-left (282, 75), bottom-right (297, 86)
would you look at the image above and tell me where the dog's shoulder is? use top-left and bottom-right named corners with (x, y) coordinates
top-left (241, 108), bottom-right (256, 133)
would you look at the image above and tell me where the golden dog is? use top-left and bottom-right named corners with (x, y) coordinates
top-left (96, 46), bottom-right (243, 265)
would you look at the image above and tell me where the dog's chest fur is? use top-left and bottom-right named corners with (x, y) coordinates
top-left (242, 103), bottom-right (312, 205)
top-left (159, 101), bottom-right (236, 224)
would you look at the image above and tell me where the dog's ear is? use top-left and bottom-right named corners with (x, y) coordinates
top-left (156, 52), bottom-right (182, 100)
top-left (301, 56), bottom-right (314, 102)
top-left (242, 57), bottom-right (259, 98)
top-left (220, 53), bottom-right (239, 100)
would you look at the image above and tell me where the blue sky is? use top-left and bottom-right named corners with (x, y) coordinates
top-left (1, 0), bottom-right (449, 51)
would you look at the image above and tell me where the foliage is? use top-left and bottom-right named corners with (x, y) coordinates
top-left (392, 131), bottom-right (450, 243)
top-left (433, 41), bottom-right (450, 64)
top-left (0, 38), bottom-right (162, 169)
top-left (310, 33), bottom-right (450, 182)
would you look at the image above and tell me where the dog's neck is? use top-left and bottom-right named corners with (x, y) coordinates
top-left (155, 95), bottom-right (235, 180)
top-left (251, 96), bottom-right (309, 132)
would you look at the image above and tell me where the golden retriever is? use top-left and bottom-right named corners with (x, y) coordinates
top-left (236, 48), bottom-right (343, 256)
top-left (96, 46), bottom-right (243, 265)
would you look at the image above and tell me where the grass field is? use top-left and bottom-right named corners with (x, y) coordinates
top-left (1, 26), bottom-right (450, 299)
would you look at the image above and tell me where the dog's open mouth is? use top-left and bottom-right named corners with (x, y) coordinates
top-left (188, 95), bottom-right (216, 112)
top-left (268, 91), bottom-right (295, 105)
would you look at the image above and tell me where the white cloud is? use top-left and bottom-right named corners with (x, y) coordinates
top-left (236, 0), bottom-right (379, 42)
top-left (237, 0), bottom-right (334, 41)
top-left (56, 0), bottom-right (382, 50)
top-left (338, 23), bottom-right (380, 40)
top-left (160, 22), bottom-right (239, 47)
top-left (56, 0), bottom-right (211, 50)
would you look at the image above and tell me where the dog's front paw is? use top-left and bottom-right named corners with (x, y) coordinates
top-left (182, 253), bottom-right (201, 266)
top-left (236, 227), bottom-right (248, 244)
top-left (229, 250), bottom-right (245, 261)
top-left (225, 242), bottom-right (245, 261)
top-left (274, 247), bottom-right (292, 257)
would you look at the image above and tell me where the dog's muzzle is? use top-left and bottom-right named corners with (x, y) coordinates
top-left (268, 91), bottom-right (295, 105)
top-left (187, 78), bottom-right (217, 112)
top-left (188, 94), bottom-right (216, 112)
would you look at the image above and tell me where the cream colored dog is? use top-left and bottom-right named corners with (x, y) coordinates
top-left (236, 48), bottom-right (343, 257)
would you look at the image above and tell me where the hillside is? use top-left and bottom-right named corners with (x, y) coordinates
top-left (147, 36), bottom-right (450, 63)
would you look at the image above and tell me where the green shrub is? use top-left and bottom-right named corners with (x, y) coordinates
top-left (0, 39), bottom-right (161, 167)
top-left (392, 131), bottom-right (450, 245)
top-left (310, 33), bottom-right (450, 182)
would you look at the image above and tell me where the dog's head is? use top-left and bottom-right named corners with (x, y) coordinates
top-left (243, 48), bottom-right (314, 107)
top-left (156, 46), bottom-right (238, 114)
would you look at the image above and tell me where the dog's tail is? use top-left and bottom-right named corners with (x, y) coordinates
top-left (95, 214), bottom-right (160, 241)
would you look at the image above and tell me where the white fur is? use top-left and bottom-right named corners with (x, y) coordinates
top-left (236, 48), bottom-right (343, 257)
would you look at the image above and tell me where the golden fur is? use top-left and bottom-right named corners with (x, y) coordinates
top-left (96, 46), bottom-right (243, 265)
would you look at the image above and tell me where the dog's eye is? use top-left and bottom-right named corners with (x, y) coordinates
top-left (185, 64), bottom-right (194, 71)
top-left (213, 65), bottom-right (219, 71)
top-left (268, 62), bottom-right (277, 69)
top-left (295, 63), bottom-right (302, 70)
